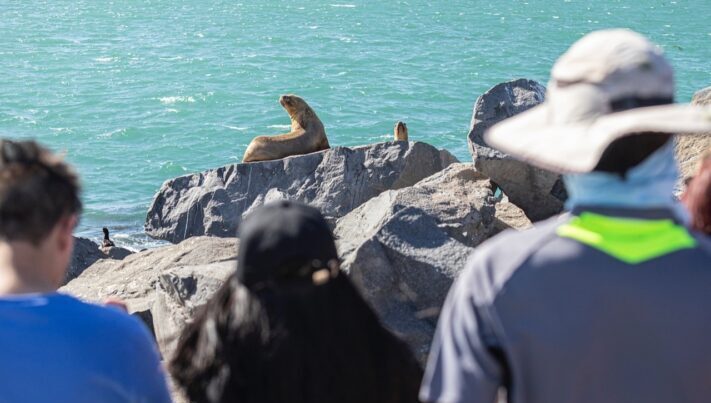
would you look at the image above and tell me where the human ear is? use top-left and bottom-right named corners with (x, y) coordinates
top-left (57, 214), bottom-right (77, 254)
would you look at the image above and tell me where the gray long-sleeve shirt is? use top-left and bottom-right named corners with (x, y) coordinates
top-left (420, 207), bottom-right (711, 403)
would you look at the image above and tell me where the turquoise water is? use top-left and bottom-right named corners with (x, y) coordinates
top-left (1, 1), bottom-right (709, 248)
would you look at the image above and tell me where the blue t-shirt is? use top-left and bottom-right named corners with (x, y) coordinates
top-left (0, 293), bottom-right (172, 403)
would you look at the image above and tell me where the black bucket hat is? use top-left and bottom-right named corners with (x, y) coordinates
top-left (236, 200), bottom-right (339, 287)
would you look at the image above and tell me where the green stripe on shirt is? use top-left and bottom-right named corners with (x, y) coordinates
top-left (557, 212), bottom-right (697, 264)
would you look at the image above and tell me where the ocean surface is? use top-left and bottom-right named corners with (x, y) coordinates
top-left (1, 1), bottom-right (709, 249)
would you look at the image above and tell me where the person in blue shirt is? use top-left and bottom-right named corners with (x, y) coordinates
top-left (0, 139), bottom-right (172, 403)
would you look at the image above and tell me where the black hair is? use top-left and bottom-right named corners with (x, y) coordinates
top-left (0, 140), bottom-right (81, 244)
top-left (593, 132), bottom-right (672, 176)
top-left (170, 271), bottom-right (423, 403)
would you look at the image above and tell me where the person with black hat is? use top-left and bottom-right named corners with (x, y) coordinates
top-left (170, 200), bottom-right (422, 403)
top-left (420, 29), bottom-right (711, 403)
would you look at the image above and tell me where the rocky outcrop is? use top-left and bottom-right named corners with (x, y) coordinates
top-left (468, 79), bottom-right (566, 221)
top-left (335, 163), bottom-right (532, 358)
top-left (676, 86), bottom-right (711, 184)
top-left (65, 165), bottom-right (532, 363)
top-left (66, 237), bottom-right (133, 284)
top-left (153, 262), bottom-right (234, 359)
top-left (692, 86), bottom-right (711, 105)
top-left (60, 236), bottom-right (238, 319)
top-left (145, 141), bottom-right (458, 243)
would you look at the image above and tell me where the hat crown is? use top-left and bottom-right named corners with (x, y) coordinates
top-left (551, 29), bottom-right (673, 90)
top-left (236, 201), bottom-right (339, 287)
top-left (545, 29), bottom-right (675, 126)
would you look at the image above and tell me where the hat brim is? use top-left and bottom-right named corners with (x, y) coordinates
top-left (484, 103), bottom-right (711, 173)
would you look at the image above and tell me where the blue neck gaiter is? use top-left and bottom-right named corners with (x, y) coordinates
top-left (563, 141), bottom-right (687, 221)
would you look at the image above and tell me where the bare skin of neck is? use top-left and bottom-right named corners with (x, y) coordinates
top-left (0, 215), bottom-right (76, 296)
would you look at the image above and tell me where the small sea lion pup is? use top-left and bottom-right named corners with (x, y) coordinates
top-left (394, 121), bottom-right (408, 141)
top-left (242, 95), bottom-right (330, 163)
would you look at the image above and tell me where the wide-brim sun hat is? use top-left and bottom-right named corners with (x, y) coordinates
top-left (484, 29), bottom-right (711, 174)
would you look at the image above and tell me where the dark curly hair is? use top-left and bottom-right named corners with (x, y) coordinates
top-left (0, 139), bottom-right (82, 244)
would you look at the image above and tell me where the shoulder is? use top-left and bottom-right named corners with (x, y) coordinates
top-left (456, 214), bottom-right (569, 304)
top-left (49, 295), bottom-right (170, 400)
top-left (692, 232), bottom-right (711, 255)
top-left (54, 294), bottom-right (153, 343)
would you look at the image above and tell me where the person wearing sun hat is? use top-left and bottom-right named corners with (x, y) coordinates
top-left (420, 29), bottom-right (711, 403)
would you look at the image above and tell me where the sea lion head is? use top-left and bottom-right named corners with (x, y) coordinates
top-left (279, 94), bottom-right (317, 127)
top-left (394, 121), bottom-right (408, 141)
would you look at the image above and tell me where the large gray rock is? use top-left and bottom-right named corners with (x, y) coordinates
top-left (676, 86), bottom-right (711, 184)
top-left (335, 163), bottom-right (532, 358)
top-left (153, 262), bottom-right (234, 360)
top-left (60, 236), bottom-right (238, 316)
top-left (146, 141), bottom-right (458, 243)
top-left (468, 79), bottom-right (566, 221)
top-left (67, 237), bottom-right (132, 284)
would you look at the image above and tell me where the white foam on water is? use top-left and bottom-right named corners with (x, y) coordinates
top-left (222, 125), bottom-right (248, 131)
top-left (13, 115), bottom-right (36, 125)
top-left (330, 4), bottom-right (356, 8)
top-left (98, 128), bottom-right (126, 138)
top-left (159, 96), bottom-right (196, 105)
top-left (267, 124), bottom-right (291, 130)
top-left (93, 56), bottom-right (116, 63)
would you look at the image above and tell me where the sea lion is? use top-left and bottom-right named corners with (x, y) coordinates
top-left (394, 121), bottom-right (408, 141)
top-left (242, 95), bottom-right (330, 163)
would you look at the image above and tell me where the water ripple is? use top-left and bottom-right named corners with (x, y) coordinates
top-left (1, 0), bottom-right (709, 247)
